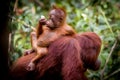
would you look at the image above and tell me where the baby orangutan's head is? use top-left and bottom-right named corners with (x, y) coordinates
top-left (46, 5), bottom-right (66, 29)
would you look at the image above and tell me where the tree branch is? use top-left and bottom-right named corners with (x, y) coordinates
top-left (34, 0), bottom-right (44, 7)
top-left (13, 0), bottom-right (18, 12)
top-left (100, 40), bottom-right (118, 80)
top-left (104, 68), bottom-right (120, 80)
top-left (9, 15), bottom-right (36, 31)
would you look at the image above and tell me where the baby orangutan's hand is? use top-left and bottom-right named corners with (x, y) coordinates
top-left (39, 15), bottom-right (47, 25)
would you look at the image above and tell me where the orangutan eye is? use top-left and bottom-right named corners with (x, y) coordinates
top-left (59, 17), bottom-right (63, 22)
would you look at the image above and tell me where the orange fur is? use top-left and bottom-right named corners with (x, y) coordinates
top-left (10, 5), bottom-right (102, 80)
top-left (26, 6), bottom-right (76, 71)
top-left (10, 32), bottom-right (101, 80)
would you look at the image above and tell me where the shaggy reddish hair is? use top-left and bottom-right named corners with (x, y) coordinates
top-left (10, 32), bottom-right (101, 80)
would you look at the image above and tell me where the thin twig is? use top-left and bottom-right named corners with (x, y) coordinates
top-left (100, 40), bottom-right (118, 79)
top-left (8, 33), bottom-right (12, 52)
top-left (34, 0), bottom-right (44, 7)
top-left (17, 19), bottom-right (36, 31)
top-left (9, 15), bottom-right (36, 31)
top-left (104, 68), bottom-right (120, 80)
top-left (13, 0), bottom-right (18, 12)
top-left (99, 7), bottom-right (115, 37)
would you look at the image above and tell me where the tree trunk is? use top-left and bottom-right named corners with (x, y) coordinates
top-left (0, 0), bottom-right (10, 80)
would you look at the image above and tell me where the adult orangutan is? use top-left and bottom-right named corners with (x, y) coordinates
top-left (10, 5), bottom-right (102, 80)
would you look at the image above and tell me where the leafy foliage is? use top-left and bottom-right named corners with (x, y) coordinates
top-left (10, 0), bottom-right (120, 80)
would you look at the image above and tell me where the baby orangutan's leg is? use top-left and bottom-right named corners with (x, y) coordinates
top-left (24, 32), bottom-right (37, 56)
top-left (26, 47), bottom-right (48, 71)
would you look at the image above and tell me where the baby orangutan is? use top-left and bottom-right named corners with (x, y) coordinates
top-left (25, 6), bottom-right (76, 71)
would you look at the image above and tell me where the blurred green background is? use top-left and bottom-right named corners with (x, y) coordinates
top-left (9, 0), bottom-right (120, 80)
